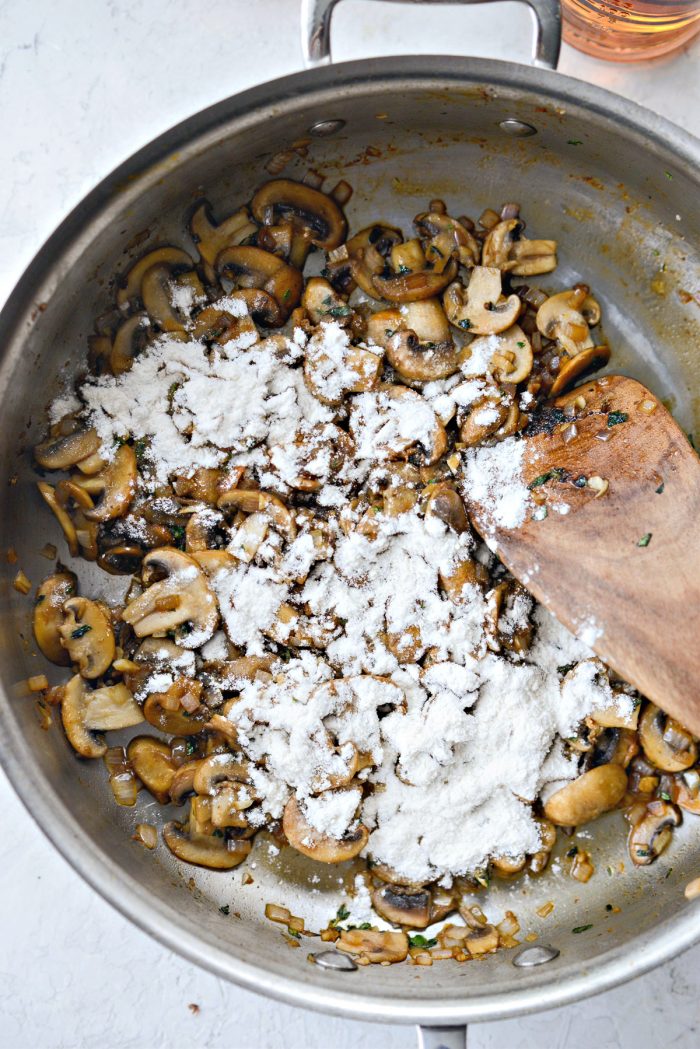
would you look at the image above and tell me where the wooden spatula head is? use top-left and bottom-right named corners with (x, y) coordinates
top-left (465, 374), bottom-right (700, 735)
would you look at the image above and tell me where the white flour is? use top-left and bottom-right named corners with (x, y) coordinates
top-left (59, 301), bottom-right (627, 884)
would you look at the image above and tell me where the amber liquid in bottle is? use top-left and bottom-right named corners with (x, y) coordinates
top-left (562, 0), bottom-right (700, 60)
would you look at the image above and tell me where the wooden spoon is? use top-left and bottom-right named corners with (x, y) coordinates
top-left (465, 374), bottom-right (700, 735)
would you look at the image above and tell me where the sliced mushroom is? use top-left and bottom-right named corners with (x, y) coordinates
top-left (549, 345), bottom-right (611, 396)
top-left (458, 388), bottom-right (516, 447)
top-left (629, 799), bottom-right (681, 866)
top-left (372, 255), bottom-right (458, 304)
top-left (116, 247), bottom-right (193, 307)
top-left (464, 924), bottom-right (500, 956)
top-left (121, 547), bottom-right (218, 646)
top-left (192, 753), bottom-right (249, 795)
top-left (188, 200), bottom-right (257, 275)
top-left (337, 928), bottom-right (409, 964)
top-left (414, 209), bottom-right (480, 269)
top-left (61, 675), bottom-right (143, 758)
top-left (368, 300), bottom-right (463, 382)
top-left (424, 483), bottom-right (470, 533)
top-left (59, 597), bottom-right (115, 678)
top-left (110, 313), bottom-right (150, 375)
top-left (98, 544), bottom-right (145, 576)
top-left (471, 325), bottom-right (533, 384)
top-left (251, 178), bottom-right (347, 269)
top-left (302, 276), bottom-right (353, 326)
top-left (345, 223), bottom-right (404, 297)
top-left (216, 245), bottom-right (302, 322)
top-left (141, 265), bottom-right (203, 333)
top-left (163, 819), bottom-right (252, 870)
top-left (482, 218), bottom-right (557, 276)
top-left (143, 679), bottom-right (208, 736)
top-left (127, 736), bottom-right (177, 803)
top-left (639, 703), bottom-right (698, 772)
top-left (536, 286), bottom-right (595, 356)
top-left (35, 427), bottom-right (101, 471)
top-left (303, 331), bottom-right (382, 406)
top-left (218, 488), bottom-right (297, 542)
top-left (69, 445), bottom-right (137, 522)
top-left (443, 266), bottom-right (521, 335)
top-left (371, 885), bottom-right (432, 929)
top-left (544, 764), bottom-right (628, 826)
top-left (282, 794), bottom-right (368, 863)
top-left (169, 760), bottom-right (202, 804)
top-left (33, 570), bottom-right (77, 665)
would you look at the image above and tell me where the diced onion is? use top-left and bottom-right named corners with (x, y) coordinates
top-left (109, 771), bottom-right (139, 807)
top-left (265, 903), bottom-right (291, 924)
top-left (133, 823), bottom-right (158, 850)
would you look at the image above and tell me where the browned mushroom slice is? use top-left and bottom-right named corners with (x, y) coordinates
top-left (127, 736), bottom-right (177, 803)
top-left (97, 544), bottom-right (144, 575)
top-left (116, 246), bottom-right (193, 307)
top-left (143, 679), bottom-right (208, 736)
top-left (61, 675), bottom-right (143, 758)
top-left (35, 427), bottom-right (101, 471)
top-left (536, 286), bottom-right (596, 356)
top-left (345, 223), bottom-right (404, 297)
top-left (372, 256), bottom-right (458, 304)
top-left (337, 928), bottom-right (408, 964)
top-left (141, 265), bottom-right (204, 333)
top-left (414, 210), bottom-right (480, 269)
top-left (72, 444), bottom-right (137, 523)
top-left (216, 245), bottom-right (302, 322)
top-left (163, 819), bottom-right (252, 870)
top-left (628, 799), bottom-right (681, 865)
top-left (371, 885), bottom-right (432, 929)
top-left (283, 794), bottom-right (368, 863)
top-left (218, 488), bottom-right (297, 542)
top-left (639, 703), bottom-right (698, 772)
top-left (36, 483), bottom-right (77, 557)
top-left (33, 570), bottom-right (77, 665)
top-left (423, 483), bottom-right (470, 533)
top-left (59, 597), bottom-right (116, 679)
top-left (169, 759), bottom-right (202, 805)
top-left (110, 313), bottom-right (150, 375)
top-left (544, 764), bottom-right (628, 826)
top-left (443, 266), bottom-right (521, 335)
top-left (188, 200), bottom-right (257, 274)
top-left (549, 345), bottom-right (611, 396)
top-left (121, 547), bottom-right (218, 646)
top-left (301, 276), bottom-right (353, 325)
top-left (251, 178), bottom-right (347, 269)
top-left (368, 299), bottom-right (462, 382)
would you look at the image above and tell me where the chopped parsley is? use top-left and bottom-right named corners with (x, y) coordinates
top-left (655, 482), bottom-right (665, 494)
top-left (527, 467), bottom-right (565, 490)
top-left (557, 662), bottom-right (576, 675)
top-left (70, 624), bottom-right (92, 640)
top-left (396, 264), bottom-right (411, 276)
top-left (572, 924), bottom-right (593, 934)
top-left (637, 533), bottom-right (652, 548)
top-left (409, 934), bottom-right (438, 949)
top-left (287, 927), bottom-right (301, 939)
top-left (665, 171), bottom-right (673, 180)
top-left (573, 475), bottom-right (587, 488)
top-left (566, 845), bottom-right (579, 858)
top-left (185, 740), bottom-right (197, 756)
top-left (458, 318), bottom-right (472, 330)
top-left (517, 341), bottom-right (525, 348)
top-left (567, 139), bottom-right (583, 146)
top-left (171, 524), bottom-right (186, 549)
top-left (607, 410), bottom-right (628, 427)
top-left (660, 791), bottom-right (671, 801)
top-left (219, 904), bottom-right (230, 915)
top-left (333, 904), bottom-right (350, 925)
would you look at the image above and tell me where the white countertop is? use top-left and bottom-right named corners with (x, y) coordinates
top-left (2, 3), bottom-right (699, 1047)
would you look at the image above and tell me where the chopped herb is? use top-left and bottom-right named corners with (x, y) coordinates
top-left (336, 904), bottom-right (350, 922)
top-left (517, 341), bottom-right (525, 348)
top-left (573, 475), bottom-right (587, 488)
top-left (396, 264), bottom-right (411, 276)
top-left (474, 869), bottom-right (490, 889)
top-left (607, 410), bottom-right (628, 427)
top-left (557, 662), bottom-right (576, 675)
top-left (384, 329), bottom-right (395, 338)
top-left (323, 305), bottom-right (353, 318)
top-left (653, 249), bottom-right (661, 256)
top-left (212, 829), bottom-right (224, 838)
top-left (458, 318), bottom-right (472, 330)
top-left (287, 927), bottom-right (301, 939)
top-left (527, 467), bottom-right (565, 490)
top-left (655, 482), bottom-right (665, 494)
top-left (635, 847), bottom-right (652, 858)
top-left (167, 381), bottom-right (180, 406)
top-left (70, 624), bottom-right (91, 640)
top-left (320, 267), bottom-right (331, 279)
top-left (666, 867), bottom-right (674, 879)
top-left (185, 740), bottom-right (197, 756)
top-left (219, 904), bottom-right (230, 915)
top-left (637, 532), bottom-right (652, 548)
top-left (409, 934), bottom-right (438, 949)
top-left (665, 171), bottom-right (673, 180)
top-left (567, 139), bottom-right (583, 146)
top-left (572, 924), bottom-right (593, 934)
top-left (134, 438), bottom-right (148, 464)
top-left (171, 524), bottom-right (186, 549)
top-left (606, 865), bottom-right (614, 876)
top-left (566, 845), bottom-right (579, 858)
top-left (282, 288), bottom-right (291, 302)
top-left (660, 791), bottom-right (671, 801)
top-left (605, 904), bottom-right (613, 912)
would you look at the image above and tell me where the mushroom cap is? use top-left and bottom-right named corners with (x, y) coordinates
top-left (443, 266), bottom-right (521, 335)
top-left (110, 313), bottom-right (150, 375)
top-left (337, 928), bottom-right (409, 964)
top-left (121, 547), bottom-right (218, 647)
top-left (35, 428), bottom-right (101, 471)
top-left (639, 703), bottom-right (698, 772)
top-left (127, 736), bottom-right (177, 804)
top-left (61, 674), bottom-right (107, 758)
top-left (33, 570), bottom-right (77, 665)
top-left (544, 764), bottom-right (628, 826)
top-left (282, 794), bottom-right (368, 863)
top-left (163, 820), bottom-right (252, 870)
top-left (628, 799), bottom-right (681, 865)
top-left (116, 246), bottom-right (192, 307)
top-left (59, 596), bottom-right (116, 679)
top-left (250, 178), bottom-right (347, 250)
top-left (82, 444), bottom-right (137, 523)
top-left (216, 245), bottom-right (302, 322)
top-left (60, 676), bottom-right (140, 758)
top-left (536, 287), bottom-right (595, 356)
top-left (371, 885), bottom-right (432, 929)
top-left (549, 345), bottom-right (610, 396)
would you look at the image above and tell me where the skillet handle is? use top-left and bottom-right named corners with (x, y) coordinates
top-left (301, 0), bottom-right (561, 69)
top-left (416, 1025), bottom-right (468, 1049)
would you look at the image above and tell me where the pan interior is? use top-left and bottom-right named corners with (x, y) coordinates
top-left (1, 61), bottom-right (699, 1022)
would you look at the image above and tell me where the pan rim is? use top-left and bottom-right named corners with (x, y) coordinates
top-left (2, 54), bottom-right (699, 1025)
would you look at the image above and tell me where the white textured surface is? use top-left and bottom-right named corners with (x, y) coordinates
top-left (1, 3), bottom-right (700, 1047)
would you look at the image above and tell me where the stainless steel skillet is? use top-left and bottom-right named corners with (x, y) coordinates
top-left (1, 2), bottom-right (699, 1045)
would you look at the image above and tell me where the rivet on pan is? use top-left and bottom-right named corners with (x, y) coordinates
top-left (311, 950), bottom-right (358, 971)
top-left (309, 119), bottom-right (346, 137)
top-left (512, 944), bottom-right (560, 967)
top-left (498, 119), bottom-right (538, 138)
